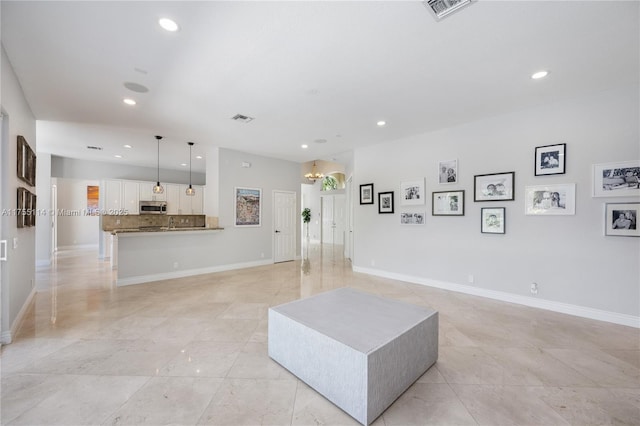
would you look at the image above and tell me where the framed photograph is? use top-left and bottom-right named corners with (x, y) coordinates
top-left (17, 187), bottom-right (27, 228)
top-left (432, 190), bottom-right (465, 216)
top-left (592, 160), bottom-right (640, 197)
top-left (17, 135), bottom-right (36, 187)
top-left (400, 211), bottom-right (425, 225)
top-left (605, 202), bottom-right (639, 237)
top-left (360, 183), bottom-right (374, 205)
top-left (474, 172), bottom-right (515, 201)
top-left (535, 143), bottom-right (566, 176)
top-left (378, 191), bottom-right (394, 214)
top-left (27, 192), bottom-right (36, 227)
top-left (438, 159), bottom-right (458, 184)
top-left (400, 179), bottom-right (425, 206)
top-left (481, 207), bottom-right (505, 234)
top-left (234, 187), bottom-right (262, 226)
top-left (525, 183), bottom-right (576, 215)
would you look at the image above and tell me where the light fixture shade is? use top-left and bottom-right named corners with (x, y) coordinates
top-left (305, 161), bottom-right (324, 181)
top-left (185, 185), bottom-right (195, 196)
top-left (153, 183), bottom-right (164, 194)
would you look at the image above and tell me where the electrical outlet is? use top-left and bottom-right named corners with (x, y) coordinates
top-left (261, 252), bottom-right (265, 258)
top-left (116, 219), bottom-right (120, 225)
top-left (530, 282), bottom-right (538, 295)
top-left (186, 219), bottom-right (189, 223)
top-left (371, 259), bottom-right (376, 267)
top-left (13, 237), bottom-right (18, 249)
top-left (468, 274), bottom-right (474, 284)
top-left (173, 262), bottom-right (179, 269)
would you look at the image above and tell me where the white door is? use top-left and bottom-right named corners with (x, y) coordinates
top-left (273, 191), bottom-right (296, 263)
top-left (321, 195), bottom-right (346, 245)
top-left (51, 184), bottom-right (58, 253)
top-left (345, 177), bottom-right (353, 260)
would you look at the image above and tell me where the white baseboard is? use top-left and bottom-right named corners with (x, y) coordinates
top-left (117, 259), bottom-right (274, 286)
top-left (353, 266), bottom-right (640, 329)
top-left (1, 287), bottom-right (37, 345)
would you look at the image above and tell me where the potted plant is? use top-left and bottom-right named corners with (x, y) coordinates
top-left (301, 208), bottom-right (311, 237)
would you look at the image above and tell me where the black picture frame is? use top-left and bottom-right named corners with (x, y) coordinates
top-left (481, 207), bottom-right (505, 234)
top-left (432, 190), bottom-right (465, 216)
top-left (17, 135), bottom-right (36, 187)
top-left (605, 202), bottom-right (640, 237)
top-left (360, 183), bottom-right (374, 205)
top-left (535, 143), bottom-right (566, 176)
top-left (474, 172), bottom-right (515, 202)
top-left (378, 191), bottom-right (394, 214)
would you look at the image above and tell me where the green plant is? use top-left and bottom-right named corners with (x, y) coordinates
top-left (322, 175), bottom-right (338, 191)
top-left (302, 208), bottom-right (311, 237)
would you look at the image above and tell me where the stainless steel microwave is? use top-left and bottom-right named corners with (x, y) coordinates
top-left (139, 200), bottom-right (167, 214)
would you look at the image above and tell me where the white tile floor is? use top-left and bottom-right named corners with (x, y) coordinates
top-left (1, 244), bottom-right (639, 425)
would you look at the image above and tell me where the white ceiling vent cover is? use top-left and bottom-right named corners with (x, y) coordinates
top-left (86, 145), bottom-right (103, 150)
top-left (231, 114), bottom-right (254, 123)
top-left (423, 0), bottom-right (474, 21)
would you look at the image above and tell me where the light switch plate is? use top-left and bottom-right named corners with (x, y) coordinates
top-left (13, 237), bottom-right (18, 249)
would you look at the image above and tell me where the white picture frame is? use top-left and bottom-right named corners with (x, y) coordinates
top-left (400, 211), bottom-right (425, 225)
top-left (592, 160), bottom-right (640, 197)
top-left (400, 179), bottom-right (425, 206)
top-left (525, 183), bottom-right (576, 215)
top-left (438, 159), bottom-right (458, 184)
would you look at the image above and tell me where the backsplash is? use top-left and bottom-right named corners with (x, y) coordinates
top-left (102, 214), bottom-right (207, 231)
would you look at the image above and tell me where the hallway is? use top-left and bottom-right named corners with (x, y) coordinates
top-left (1, 244), bottom-right (639, 425)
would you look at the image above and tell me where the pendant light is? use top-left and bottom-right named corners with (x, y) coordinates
top-left (185, 142), bottom-right (195, 196)
top-left (304, 161), bottom-right (324, 181)
top-left (153, 135), bottom-right (164, 194)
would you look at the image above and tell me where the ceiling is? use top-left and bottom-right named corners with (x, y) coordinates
top-left (2, 1), bottom-right (638, 174)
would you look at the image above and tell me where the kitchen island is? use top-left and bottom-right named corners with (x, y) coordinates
top-left (112, 226), bottom-right (228, 286)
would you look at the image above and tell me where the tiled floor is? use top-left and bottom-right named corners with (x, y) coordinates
top-left (1, 244), bottom-right (639, 425)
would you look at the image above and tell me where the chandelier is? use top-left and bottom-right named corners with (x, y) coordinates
top-left (153, 135), bottom-right (164, 194)
top-left (304, 161), bottom-right (324, 181)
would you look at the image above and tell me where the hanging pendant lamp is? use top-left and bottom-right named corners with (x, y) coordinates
top-left (185, 142), bottom-right (195, 196)
top-left (153, 135), bottom-right (164, 194)
top-left (304, 161), bottom-right (324, 181)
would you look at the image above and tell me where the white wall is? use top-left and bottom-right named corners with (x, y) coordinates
top-left (353, 86), bottom-right (640, 325)
top-left (1, 45), bottom-right (37, 342)
top-left (35, 153), bottom-right (52, 265)
top-left (55, 178), bottom-right (100, 248)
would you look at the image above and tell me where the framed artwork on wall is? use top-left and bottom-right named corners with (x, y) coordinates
top-left (400, 211), bottom-right (425, 225)
top-left (524, 183), bottom-right (576, 215)
top-left (592, 160), bottom-right (640, 197)
top-left (17, 135), bottom-right (36, 187)
top-left (481, 207), bottom-right (505, 234)
top-left (474, 172), bottom-right (515, 201)
top-left (378, 191), bottom-right (394, 214)
top-left (535, 143), bottom-right (566, 176)
top-left (360, 183), bottom-right (374, 205)
top-left (604, 202), bottom-right (639, 237)
top-left (234, 187), bottom-right (262, 226)
top-left (432, 190), bottom-right (465, 216)
top-left (438, 159), bottom-right (458, 184)
top-left (400, 179), bottom-right (425, 206)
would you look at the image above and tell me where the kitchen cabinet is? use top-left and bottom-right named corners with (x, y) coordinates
top-left (165, 184), bottom-right (181, 215)
top-left (179, 185), bottom-right (204, 214)
top-left (139, 182), bottom-right (166, 202)
top-left (102, 180), bottom-right (139, 214)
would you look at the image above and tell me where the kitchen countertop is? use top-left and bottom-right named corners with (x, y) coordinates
top-left (111, 227), bottom-right (224, 235)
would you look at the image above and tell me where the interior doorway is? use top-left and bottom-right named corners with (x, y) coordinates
top-left (273, 190), bottom-right (296, 263)
top-left (321, 194), bottom-right (346, 245)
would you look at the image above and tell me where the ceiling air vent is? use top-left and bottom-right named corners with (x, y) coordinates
top-left (86, 145), bottom-right (103, 151)
top-left (231, 114), bottom-right (254, 123)
top-left (423, 0), bottom-right (473, 21)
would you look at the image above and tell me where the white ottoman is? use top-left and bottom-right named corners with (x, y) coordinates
top-left (268, 287), bottom-right (438, 425)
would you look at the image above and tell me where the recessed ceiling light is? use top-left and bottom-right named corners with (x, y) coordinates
top-left (180, 163), bottom-right (187, 167)
top-left (531, 70), bottom-right (549, 80)
top-left (123, 98), bottom-right (136, 106)
top-left (301, 144), bottom-right (309, 149)
top-left (114, 155), bottom-right (122, 158)
top-left (314, 139), bottom-right (327, 144)
top-left (159, 18), bottom-right (179, 32)
top-left (196, 155), bottom-right (203, 159)
top-left (123, 144), bottom-right (132, 149)
top-left (377, 121), bottom-right (386, 127)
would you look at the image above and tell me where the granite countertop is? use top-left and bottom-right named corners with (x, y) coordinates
top-left (111, 227), bottom-right (224, 235)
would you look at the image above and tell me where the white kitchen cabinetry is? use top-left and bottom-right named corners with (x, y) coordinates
top-left (165, 184), bottom-right (181, 214)
top-left (104, 180), bottom-right (122, 211)
top-left (179, 185), bottom-right (204, 214)
top-left (139, 182), bottom-right (166, 202)
top-left (103, 180), bottom-right (139, 214)
top-left (123, 181), bottom-right (140, 215)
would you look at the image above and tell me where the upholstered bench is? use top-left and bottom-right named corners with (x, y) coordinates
top-left (268, 287), bottom-right (438, 425)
